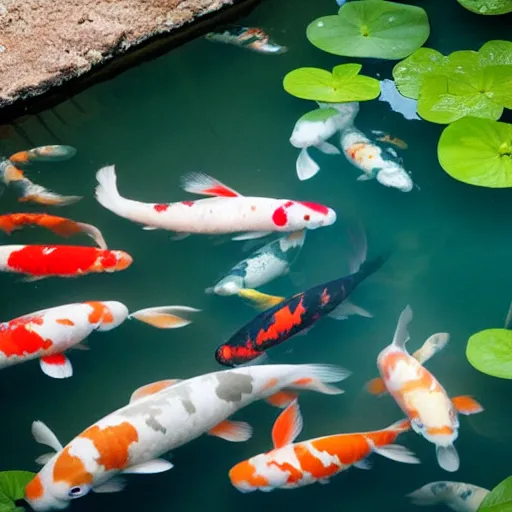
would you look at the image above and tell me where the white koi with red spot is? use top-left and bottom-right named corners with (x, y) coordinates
top-left (376, 305), bottom-right (484, 473)
top-left (25, 364), bottom-right (350, 511)
top-left (95, 166), bottom-right (336, 241)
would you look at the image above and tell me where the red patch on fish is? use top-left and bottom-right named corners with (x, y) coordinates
top-left (320, 289), bottom-right (330, 306)
top-left (41, 353), bottom-right (67, 365)
top-left (0, 316), bottom-right (53, 357)
top-left (272, 206), bottom-right (288, 226)
top-left (181, 201), bottom-right (194, 207)
top-left (298, 202), bottom-right (329, 215)
top-left (56, 318), bottom-right (75, 326)
top-left (203, 186), bottom-right (238, 197)
top-left (153, 204), bottom-right (169, 212)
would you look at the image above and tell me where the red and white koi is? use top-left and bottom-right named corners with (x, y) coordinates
top-left (229, 399), bottom-right (418, 493)
top-left (0, 302), bottom-right (199, 378)
top-left (0, 245), bottom-right (133, 280)
top-left (205, 26), bottom-right (287, 54)
top-left (24, 364), bottom-right (349, 511)
top-left (95, 166), bottom-right (336, 241)
top-left (374, 305), bottom-right (483, 472)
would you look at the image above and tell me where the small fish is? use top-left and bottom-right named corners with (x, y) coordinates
top-left (95, 166), bottom-right (336, 241)
top-left (206, 231), bottom-right (306, 295)
top-left (229, 400), bottom-right (418, 492)
top-left (9, 145), bottom-right (77, 164)
top-left (407, 481), bottom-right (490, 512)
top-left (375, 305), bottom-right (484, 472)
top-left (205, 26), bottom-right (287, 54)
top-left (0, 245), bottom-right (133, 280)
top-left (378, 79), bottom-right (420, 121)
top-left (373, 132), bottom-right (408, 150)
top-left (0, 213), bottom-right (107, 249)
top-left (24, 363), bottom-right (349, 510)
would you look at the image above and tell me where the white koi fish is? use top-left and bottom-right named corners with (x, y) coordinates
top-left (95, 166), bottom-right (336, 241)
top-left (206, 230), bottom-right (306, 295)
top-left (24, 363), bottom-right (350, 510)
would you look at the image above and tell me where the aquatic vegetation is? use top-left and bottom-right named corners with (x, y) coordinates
top-left (306, 0), bottom-right (430, 60)
top-left (478, 476), bottom-right (512, 511)
top-left (0, 470), bottom-right (36, 511)
top-left (466, 329), bottom-right (512, 379)
top-left (438, 117), bottom-right (512, 188)
top-left (457, 0), bottom-right (512, 15)
top-left (283, 64), bottom-right (380, 102)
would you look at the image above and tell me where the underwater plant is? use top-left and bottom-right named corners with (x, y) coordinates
top-left (0, 471), bottom-right (36, 511)
top-left (477, 475), bottom-right (512, 511)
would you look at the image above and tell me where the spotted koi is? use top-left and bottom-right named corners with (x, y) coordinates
top-left (205, 26), bottom-right (287, 54)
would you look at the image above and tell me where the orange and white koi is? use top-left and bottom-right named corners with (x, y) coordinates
top-left (0, 245), bottom-right (132, 280)
top-left (229, 399), bottom-right (418, 493)
top-left (205, 26), bottom-right (287, 54)
top-left (0, 213), bottom-right (107, 249)
top-left (374, 305), bottom-right (483, 472)
top-left (9, 145), bottom-right (77, 164)
top-left (24, 364), bottom-right (349, 511)
top-left (0, 302), bottom-right (199, 378)
top-left (95, 166), bottom-right (336, 241)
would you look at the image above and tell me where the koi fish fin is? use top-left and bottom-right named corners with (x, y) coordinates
top-left (369, 441), bottom-right (420, 464)
top-left (366, 377), bottom-right (388, 396)
top-left (208, 420), bottom-right (253, 442)
top-left (237, 288), bottom-right (286, 311)
top-left (35, 453), bottom-right (54, 465)
top-left (296, 325), bottom-right (314, 337)
top-left (451, 396), bottom-right (483, 415)
top-left (93, 477), bottom-right (127, 493)
top-left (76, 222), bottom-right (108, 249)
top-left (22, 275), bottom-right (47, 282)
top-left (385, 419), bottom-right (412, 433)
top-left (357, 173), bottom-right (373, 181)
top-left (281, 229), bottom-right (306, 249)
top-left (315, 141), bottom-right (340, 155)
top-left (32, 420), bottom-right (63, 452)
top-left (40, 354), bottom-right (73, 379)
top-left (122, 459), bottom-right (174, 474)
top-left (180, 172), bottom-right (242, 197)
top-left (412, 333), bottom-right (450, 365)
top-left (296, 148), bottom-right (320, 181)
top-left (406, 482), bottom-right (460, 507)
top-left (266, 390), bottom-right (298, 408)
top-left (392, 305), bottom-right (413, 349)
top-left (353, 459), bottom-right (372, 470)
top-left (435, 444), bottom-right (459, 472)
top-left (232, 231), bottom-right (271, 241)
top-left (143, 226), bottom-right (158, 230)
top-left (318, 478), bottom-right (331, 484)
top-left (271, 399), bottom-right (303, 449)
top-left (71, 341), bottom-right (90, 351)
top-left (171, 233), bottom-right (191, 241)
top-left (328, 300), bottom-right (373, 320)
top-left (129, 379), bottom-right (182, 403)
top-left (129, 305), bottom-right (200, 328)
top-left (287, 364), bottom-right (351, 395)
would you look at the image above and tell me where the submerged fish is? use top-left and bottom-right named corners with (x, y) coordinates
top-left (9, 145), bottom-right (77, 164)
top-left (229, 399), bottom-right (418, 492)
top-left (0, 213), bottom-right (107, 249)
top-left (373, 131), bottom-right (408, 150)
top-left (407, 481), bottom-right (489, 512)
top-left (95, 166), bottom-right (336, 241)
top-left (205, 26), bottom-right (287, 54)
top-left (206, 231), bottom-right (306, 295)
top-left (0, 245), bottom-right (133, 280)
top-left (375, 305), bottom-right (484, 472)
top-left (24, 363), bottom-right (349, 511)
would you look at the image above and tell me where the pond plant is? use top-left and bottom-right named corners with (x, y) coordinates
top-left (477, 475), bottom-right (512, 512)
top-left (0, 471), bottom-right (35, 512)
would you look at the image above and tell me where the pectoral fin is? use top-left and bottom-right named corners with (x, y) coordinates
top-left (208, 420), bottom-right (253, 442)
top-left (129, 306), bottom-right (200, 329)
top-left (32, 420), bottom-right (63, 452)
top-left (366, 377), bottom-right (388, 396)
top-left (328, 300), bottom-right (372, 320)
top-left (451, 396), bottom-right (483, 415)
top-left (232, 231), bottom-right (271, 241)
top-left (315, 141), bottom-right (340, 155)
top-left (271, 399), bottom-right (303, 449)
top-left (237, 288), bottom-right (286, 311)
top-left (122, 459), bottom-right (174, 474)
top-left (93, 477), bottom-right (127, 493)
top-left (40, 354), bottom-right (73, 379)
top-left (266, 390), bottom-right (298, 408)
top-left (296, 148), bottom-right (320, 181)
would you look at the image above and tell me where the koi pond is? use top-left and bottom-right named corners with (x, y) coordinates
top-left (0, 0), bottom-right (511, 511)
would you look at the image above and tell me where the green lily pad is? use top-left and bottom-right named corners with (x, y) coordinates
top-left (457, 0), bottom-right (512, 15)
top-left (478, 476), bottom-right (512, 511)
top-left (467, 329), bottom-right (512, 379)
top-left (306, 0), bottom-right (430, 60)
top-left (479, 40), bottom-right (512, 66)
top-left (283, 64), bottom-right (380, 102)
top-left (438, 117), bottom-right (512, 187)
top-left (0, 471), bottom-right (36, 512)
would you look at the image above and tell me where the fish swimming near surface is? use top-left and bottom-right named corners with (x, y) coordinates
top-left (0, 302), bottom-right (198, 378)
top-left (374, 305), bottom-right (484, 472)
top-left (95, 166), bottom-right (336, 241)
top-left (0, 245), bottom-right (133, 281)
top-left (229, 399), bottom-right (419, 492)
top-left (0, 213), bottom-right (107, 249)
top-left (206, 231), bottom-right (306, 296)
top-left (24, 363), bottom-right (349, 511)
top-left (372, 131), bottom-right (408, 150)
top-left (9, 145), bottom-right (77, 164)
top-left (205, 26), bottom-right (287, 54)
top-left (407, 481), bottom-right (490, 512)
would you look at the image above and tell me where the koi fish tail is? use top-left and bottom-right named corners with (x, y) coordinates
top-left (17, 181), bottom-right (82, 206)
top-left (75, 222), bottom-right (108, 249)
top-left (284, 364), bottom-right (351, 395)
top-left (435, 444), bottom-right (459, 472)
top-left (95, 165), bottom-right (135, 217)
top-left (296, 147), bottom-right (320, 181)
top-left (129, 305), bottom-right (201, 328)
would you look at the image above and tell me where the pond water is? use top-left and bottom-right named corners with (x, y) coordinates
top-left (0, 0), bottom-right (511, 511)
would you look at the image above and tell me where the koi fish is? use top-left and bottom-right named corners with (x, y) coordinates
top-left (407, 481), bottom-right (489, 512)
top-left (9, 145), bottom-right (77, 164)
top-left (206, 231), bottom-right (306, 296)
top-left (0, 302), bottom-right (196, 378)
top-left (24, 363), bottom-right (349, 511)
top-left (375, 305), bottom-right (484, 472)
top-left (0, 245), bottom-right (133, 280)
top-left (229, 399), bottom-right (418, 492)
top-left (205, 26), bottom-right (287, 54)
top-left (95, 166), bottom-right (336, 241)
top-left (373, 132), bottom-right (408, 150)
top-left (0, 213), bottom-right (107, 249)
top-left (290, 103), bottom-right (359, 181)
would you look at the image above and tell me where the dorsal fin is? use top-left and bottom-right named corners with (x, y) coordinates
top-left (180, 173), bottom-right (242, 197)
top-left (129, 379), bottom-right (182, 403)
top-left (271, 399), bottom-right (303, 449)
top-left (392, 305), bottom-right (413, 350)
top-left (32, 421), bottom-right (63, 452)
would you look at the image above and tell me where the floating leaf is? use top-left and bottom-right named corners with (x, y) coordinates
top-left (457, 0), bottom-right (512, 15)
top-left (0, 471), bottom-right (36, 512)
top-left (283, 64), bottom-right (380, 102)
top-left (467, 329), bottom-right (512, 379)
top-left (306, 0), bottom-right (430, 60)
top-left (438, 117), bottom-right (512, 187)
top-left (478, 476), bottom-right (512, 512)
top-left (479, 40), bottom-right (512, 66)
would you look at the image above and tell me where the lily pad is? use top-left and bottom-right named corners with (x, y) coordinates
top-left (479, 40), bottom-right (512, 66)
top-left (457, 0), bottom-right (512, 15)
top-left (467, 329), bottom-right (512, 379)
top-left (283, 64), bottom-right (380, 102)
top-left (478, 476), bottom-right (512, 511)
top-left (0, 471), bottom-right (36, 512)
top-left (306, 0), bottom-right (430, 60)
top-left (438, 117), bottom-right (512, 187)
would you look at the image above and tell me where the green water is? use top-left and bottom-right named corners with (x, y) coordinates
top-left (1, 0), bottom-right (512, 510)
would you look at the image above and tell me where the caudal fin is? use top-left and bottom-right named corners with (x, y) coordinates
top-left (296, 148), bottom-right (320, 181)
top-left (129, 306), bottom-right (201, 328)
top-left (95, 165), bottom-right (129, 216)
top-left (436, 444), bottom-right (459, 472)
top-left (286, 364), bottom-right (351, 395)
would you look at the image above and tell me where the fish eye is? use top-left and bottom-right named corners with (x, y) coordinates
top-left (303, 214), bottom-right (310, 221)
top-left (68, 486), bottom-right (89, 499)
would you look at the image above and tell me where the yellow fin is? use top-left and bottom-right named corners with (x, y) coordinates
top-left (237, 288), bottom-right (286, 311)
